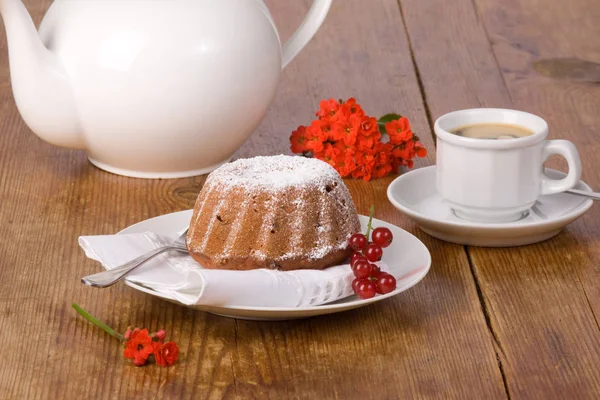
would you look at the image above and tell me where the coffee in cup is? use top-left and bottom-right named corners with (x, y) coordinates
top-left (450, 123), bottom-right (534, 140)
top-left (434, 108), bottom-right (582, 223)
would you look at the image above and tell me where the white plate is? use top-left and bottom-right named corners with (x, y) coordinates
top-left (119, 211), bottom-right (431, 320)
top-left (387, 166), bottom-right (594, 247)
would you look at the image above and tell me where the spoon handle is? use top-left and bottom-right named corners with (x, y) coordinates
top-left (567, 188), bottom-right (600, 201)
top-left (81, 246), bottom-right (179, 288)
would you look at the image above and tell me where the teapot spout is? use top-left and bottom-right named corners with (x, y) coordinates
top-left (0, 0), bottom-right (84, 149)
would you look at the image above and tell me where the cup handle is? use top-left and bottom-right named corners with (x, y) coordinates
top-left (278, 0), bottom-right (333, 69)
top-left (541, 140), bottom-right (582, 195)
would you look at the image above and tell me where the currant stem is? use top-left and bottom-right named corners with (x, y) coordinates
top-left (365, 204), bottom-right (375, 240)
top-left (72, 303), bottom-right (125, 342)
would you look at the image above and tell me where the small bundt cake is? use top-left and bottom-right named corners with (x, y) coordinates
top-left (186, 155), bottom-right (361, 271)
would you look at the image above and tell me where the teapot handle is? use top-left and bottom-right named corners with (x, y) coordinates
top-left (280, 0), bottom-right (333, 69)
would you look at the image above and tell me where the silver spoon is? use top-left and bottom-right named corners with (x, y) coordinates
top-left (567, 189), bottom-right (600, 201)
top-left (81, 229), bottom-right (189, 288)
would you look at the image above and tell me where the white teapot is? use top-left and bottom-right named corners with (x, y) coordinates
top-left (0, 0), bottom-right (332, 178)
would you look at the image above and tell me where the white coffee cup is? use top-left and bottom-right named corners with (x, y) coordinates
top-left (434, 108), bottom-right (582, 223)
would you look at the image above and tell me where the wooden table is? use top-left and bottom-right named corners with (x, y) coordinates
top-left (1, 0), bottom-right (600, 398)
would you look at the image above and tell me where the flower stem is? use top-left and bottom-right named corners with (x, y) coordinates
top-left (365, 204), bottom-right (375, 240)
top-left (72, 303), bottom-right (125, 342)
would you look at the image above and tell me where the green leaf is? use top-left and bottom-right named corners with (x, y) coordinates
top-left (377, 113), bottom-right (402, 124)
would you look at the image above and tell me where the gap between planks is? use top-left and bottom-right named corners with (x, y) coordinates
top-left (575, 272), bottom-right (600, 337)
top-left (468, 0), bottom-right (515, 105)
top-left (396, 0), bottom-right (511, 397)
top-left (396, 0), bottom-right (436, 146)
top-left (470, 0), bottom-right (600, 354)
top-left (465, 247), bottom-right (512, 400)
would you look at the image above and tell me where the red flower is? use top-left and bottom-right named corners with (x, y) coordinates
top-left (305, 121), bottom-right (328, 153)
top-left (155, 329), bottom-right (166, 341)
top-left (310, 118), bottom-right (335, 141)
top-left (314, 143), bottom-right (341, 168)
top-left (392, 140), bottom-right (416, 161)
top-left (359, 116), bottom-right (379, 136)
top-left (123, 329), bottom-right (154, 366)
top-left (356, 148), bottom-right (376, 168)
top-left (290, 126), bottom-right (309, 153)
top-left (289, 98), bottom-right (426, 181)
top-left (350, 146), bottom-right (378, 181)
top-left (316, 98), bottom-right (341, 120)
top-left (305, 118), bottom-right (340, 142)
top-left (340, 98), bottom-right (365, 118)
top-left (372, 163), bottom-right (393, 179)
top-left (356, 130), bottom-right (381, 151)
top-left (333, 114), bottom-right (362, 146)
top-left (333, 139), bottom-right (354, 156)
top-left (351, 164), bottom-right (373, 181)
top-left (153, 341), bottom-right (179, 367)
top-left (336, 153), bottom-right (357, 178)
top-left (371, 142), bottom-right (394, 178)
top-left (373, 142), bottom-right (393, 162)
top-left (386, 117), bottom-right (413, 145)
top-left (386, 116), bottom-right (410, 133)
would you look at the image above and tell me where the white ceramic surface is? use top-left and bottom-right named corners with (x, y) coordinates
top-left (0, 0), bottom-right (332, 178)
top-left (387, 166), bottom-right (593, 247)
top-left (118, 211), bottom-right (431, 321)
top-left (435, 108), bottom-right (582, 223)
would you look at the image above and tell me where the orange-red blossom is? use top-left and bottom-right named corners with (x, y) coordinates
top-left (290, 98), bottom-right (427, 181)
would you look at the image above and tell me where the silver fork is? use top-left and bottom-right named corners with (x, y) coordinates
top-left (81, 229), bottom-right (189, 288)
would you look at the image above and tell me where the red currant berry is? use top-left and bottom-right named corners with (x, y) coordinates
top-left (369, 263), bottom-right (381, 278)
top-left (376, 273), bottom-right (397, 294)
top-left (372, 227), bottom-right (393, 248)
top-left (356, 280), bottom-right (377, 299)
top-left (353, 260), bottom-right (371, 279)
top-left (348, 233), bottom-right (368, 251)
top-left (364, 243), bottom-right (383, 262)
top-left (352, 278), bottom-right (362, 293)
top-left (350, 252), bottom-right (362, 264)
top-left (350, 254), bottom-right (368, 269)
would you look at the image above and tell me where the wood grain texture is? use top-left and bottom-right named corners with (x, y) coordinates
top-left (1, 0), bottom-right (598, 398)
top-left (224, 174), bottom-right (506, 399)
top-left (0, 0), bottom-right (507, 397)
top-left (401, 0), bottom-right (600, 397)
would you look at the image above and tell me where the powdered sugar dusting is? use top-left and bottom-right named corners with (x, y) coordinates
top-left (221, 196), bottom-right (251, 255)
top-left (205, 155), bottom-right (341, 191)
top-left (198, 198), bottom-right (226, 250)
top-left (190, 182), bottom-right (218, 234)
top-left (249, 239), bottom-right (350, 263)
top-left (188, 155), bottom-right (361, 268)
top-left (303, 238), bottom-right (350, 260)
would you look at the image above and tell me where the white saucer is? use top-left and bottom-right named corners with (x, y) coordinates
top-left (118, 211), bottom-right (431, 321)
top-left (387, 166), bottom-right (594, 247)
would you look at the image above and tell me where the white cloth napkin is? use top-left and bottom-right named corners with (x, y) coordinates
top-left (79, 231), bottom-right (388, 308)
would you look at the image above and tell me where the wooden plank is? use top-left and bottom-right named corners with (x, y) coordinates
top-left (237, 0), bottom-right (439, 162)
top-left (226, 177), bottom-right (509, 399)
top-left (401, 0), bottom-right (600, 396)
top-left (0, 4), bottom-right (238, 399)
top-left (0, 0), bottom-right (507, 399)
top-left (229, 1), bottom-right (506, 398)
